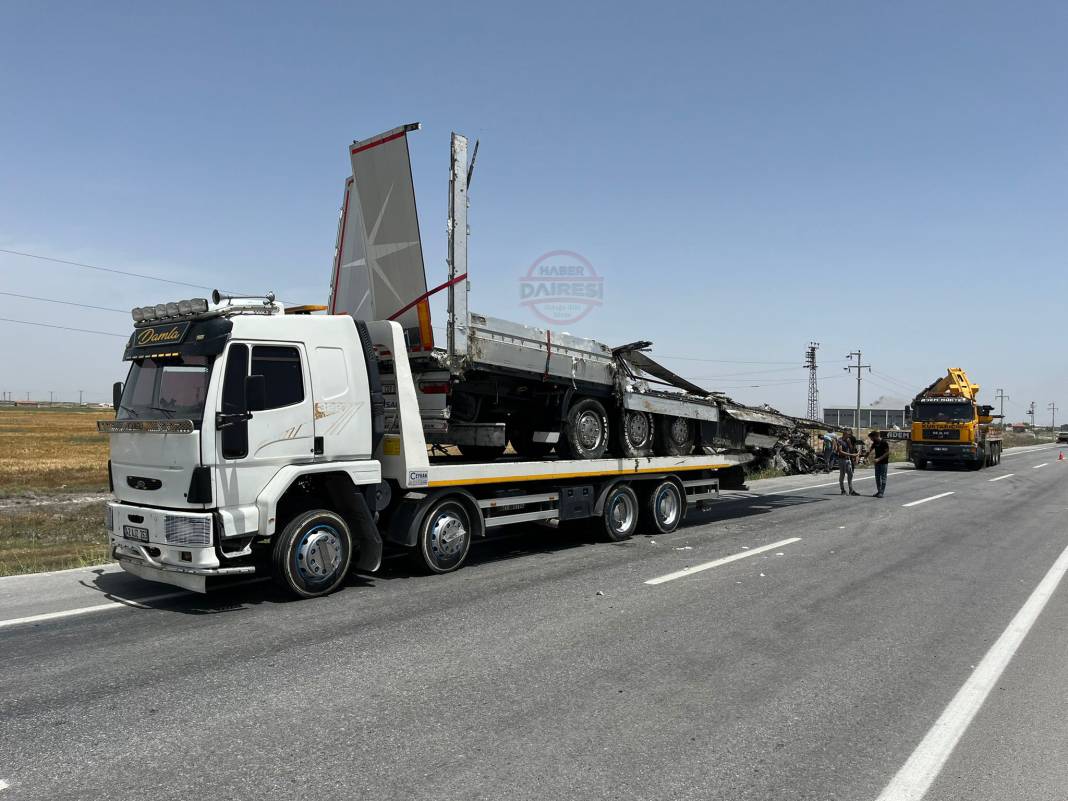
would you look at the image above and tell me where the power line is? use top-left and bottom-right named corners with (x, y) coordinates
top-left (687, 366), bottom-right (802, 379)
top-left (0, 290), bottom-right (127, 314)
top-left (0, 317), bottom-right (127, 338)
top-left (870, 370), bottom-right (915, 391)
top-left (0, 247), bottom-right (216, 291)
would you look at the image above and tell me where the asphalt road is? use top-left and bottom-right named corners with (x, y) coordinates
top-left (1, 444), bottom-right (1066, 800)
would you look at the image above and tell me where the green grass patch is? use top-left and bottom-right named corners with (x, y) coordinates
top-left (0, 501), bottom-right (111, 576)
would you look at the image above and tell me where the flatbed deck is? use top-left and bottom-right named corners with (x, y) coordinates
top-left (424, 453), bottom-right (751, 488)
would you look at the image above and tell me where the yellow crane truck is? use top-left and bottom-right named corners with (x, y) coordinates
top-left (909, 368), bottom-right (1003, 470)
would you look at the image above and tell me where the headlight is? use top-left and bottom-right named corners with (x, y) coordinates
top-left (177, 299), bottom-right (192, 315)
top-left (165, 302), bottom-right (180, 317)
top-left (154, 303), bottom-right (168, 318)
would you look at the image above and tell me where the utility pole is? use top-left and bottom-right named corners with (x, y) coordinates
top-left (994, 388), bottom-right (1008, 425)
top-left (1028, 401), bottom-right (1036, 431)
top-left (79, 389), bottom-right (83, 406)
top-left (1050, 402), bottom-right (1058, 433)
top-left (844, 350), bottom-right (871, 432)
top-left (804, 342), bottom-right (820, 421)
top-left (49, 391), bottom-right (54, 405)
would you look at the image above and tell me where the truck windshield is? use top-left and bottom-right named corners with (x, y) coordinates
top-left (913, 402), bottom-right (974, 422)
top-left (118, 355), bottom-right (211, 421)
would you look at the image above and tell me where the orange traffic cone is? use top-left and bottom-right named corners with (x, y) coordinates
top-left (1060, 451), bottom-right (1065, 461)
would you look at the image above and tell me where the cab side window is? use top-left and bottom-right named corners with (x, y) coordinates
top-left (221, 344), bottom-right (249, 459)
top-left (251, 345), bottom-right (304, 409)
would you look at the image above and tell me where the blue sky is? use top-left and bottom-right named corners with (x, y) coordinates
top-left (1, 1), bottom-right (1065, 418)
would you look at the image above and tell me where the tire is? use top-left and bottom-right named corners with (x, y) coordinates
top-left (642, 480), bottom-right (685, 534)
top-left (914, 459), bottom-right (927, 470)
top-left (507, 420), bottom-right (555, 459)
top-left (457, 444), bottom-right (507, 461)
top-left (271, 510), bottom-right (353, 599)
top-left (656, 415), bottom-right (695, 456)
top-left (416, 497), bottom-right (473, 574)
top-left (616, 410), bottom-right (654, 457)
top-left (601, 484), bottom-right (639, 542)
top-left (559, 398), bottom-right (610, 460)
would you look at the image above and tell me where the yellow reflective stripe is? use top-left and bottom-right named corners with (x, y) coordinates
top-left (427, 462), bottom-right (731, 487)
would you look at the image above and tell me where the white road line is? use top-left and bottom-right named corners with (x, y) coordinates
top-left (0, 779), bottom-right (9, 791)
top-left (774, 475), bottom-right (876, 493)
top-left (874, 541), bottom-right (1068, 801)
top-left (0, 590), bottom-right (189, 630)
top-left (902, 492), bottom-right (954, 508)
top-left (1002, 445), bottom-right (1057, 458)
top-left (644, 537), bottom-right (801, 585)
top-left (0, 562), bottom-right (118, 583)
top-left (987, 474), bottom-right (1014, 482)
top-left (1032, 463), bottom-right (1048, 469)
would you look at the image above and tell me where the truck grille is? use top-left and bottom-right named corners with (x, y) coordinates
top-left (923, 428), bottom-right (959, 440)
top-left (164, 515), bottom-right (211, 546)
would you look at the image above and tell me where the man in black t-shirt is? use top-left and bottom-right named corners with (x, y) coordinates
top-left (869, 430), bottom-right (890, 498)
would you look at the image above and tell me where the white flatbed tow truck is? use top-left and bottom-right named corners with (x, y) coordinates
top-left (99, 299), bottom-right (750, 598)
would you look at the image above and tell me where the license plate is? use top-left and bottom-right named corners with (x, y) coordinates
top-left (123, 525), bottom-right (150, 542)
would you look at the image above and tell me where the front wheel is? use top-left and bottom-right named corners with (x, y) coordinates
top-left (271, 510), bottom-right (353, 598)
top-left (559, 398), bottom-right (610, 460)
top-left (914, 459), bottom-right (927, 470)
top-left (416, 498), bottom-right (474, 574)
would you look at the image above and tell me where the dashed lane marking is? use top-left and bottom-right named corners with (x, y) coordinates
top-left (902, 492), bottom-right (955, 508)
top-left (644, 537), bottom-right (802, 585)
top-left (988, 474), bottom-right (1014, 482)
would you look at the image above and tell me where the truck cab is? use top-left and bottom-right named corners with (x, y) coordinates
top-left (101, 296), bottom-right (384, 595)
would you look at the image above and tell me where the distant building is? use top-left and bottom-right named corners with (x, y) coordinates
top-left (823, 396), bottom-right (909, 430)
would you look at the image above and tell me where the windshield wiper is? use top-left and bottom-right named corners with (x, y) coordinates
top-left (150, 406), bottom-right (177, 419)
top-left (117, 404), bottom-right (140, 418)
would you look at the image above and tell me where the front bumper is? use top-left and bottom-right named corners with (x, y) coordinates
top-left (107, 501), bottom-right (255, 593)
top-left (910, 442), bottom-right (978, 461)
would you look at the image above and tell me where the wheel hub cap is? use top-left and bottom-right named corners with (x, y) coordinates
top-left (657, 490), bottom-right (679, 525)
top-left (670, 418), bottom-right (689, 444)
top-left (626, 413), bottom-right (650, 446)
top-left (577, 411), bottom-right (603, 449)
top-left (296, 526), bottom-right (342, 581)
top-left (431, 514), bottom-right (467, 559)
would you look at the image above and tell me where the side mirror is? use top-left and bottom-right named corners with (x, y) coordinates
top-left (112, 381), bottom-right (123, 411)
top-left (245, 375), bottom-right (266, 413)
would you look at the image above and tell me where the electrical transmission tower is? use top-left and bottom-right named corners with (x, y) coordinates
top-left (804, 342), bottom-right (820, 420)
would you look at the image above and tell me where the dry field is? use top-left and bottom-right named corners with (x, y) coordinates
top-left (0, 407), bottom-right (111, 575)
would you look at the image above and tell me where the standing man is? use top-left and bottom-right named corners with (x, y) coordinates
top-left (822, 432), bottom-right (835, 473)
top-left (869, 430), bottom-right (890, 498)
top-left (836, 428), bottom-right (860, 495)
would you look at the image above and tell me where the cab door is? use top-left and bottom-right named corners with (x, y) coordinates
top-left (214, 341), bottom-right (314, 535)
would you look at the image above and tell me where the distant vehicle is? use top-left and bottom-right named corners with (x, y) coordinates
top-left (1057, 431), bottom-right (1068, 444)
top-left (908, 368), bottom-right (1003, 470)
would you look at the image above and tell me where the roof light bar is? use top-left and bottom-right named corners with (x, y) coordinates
top-left (129, 297), bottom-right (212, 324)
